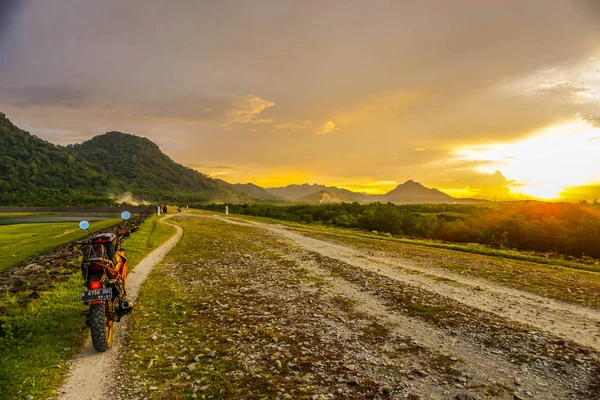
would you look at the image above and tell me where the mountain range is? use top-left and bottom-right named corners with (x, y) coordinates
top-left (0, 111), bottom-right (483, 206)
top-left (265, 180), bottom-right (474, 204)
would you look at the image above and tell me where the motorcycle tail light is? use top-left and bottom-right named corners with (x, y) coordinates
top-left (90, 280), bottom-right (102, 290)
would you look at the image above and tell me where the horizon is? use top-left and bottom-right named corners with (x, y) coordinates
top-left (1, 1), bottom-right (599, 201)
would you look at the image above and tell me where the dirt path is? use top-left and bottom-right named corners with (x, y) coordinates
top-left (285, 250), bottom-right (573, 399)
top-left (216, 216), bottom-right (600, 352)
top-left (56, 215), bottom-right (183, 400)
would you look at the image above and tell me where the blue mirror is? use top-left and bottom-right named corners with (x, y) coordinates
top-left (121, 211), bottom-right (131, 220)
top-left (79, 220), bottom-right (90, 230)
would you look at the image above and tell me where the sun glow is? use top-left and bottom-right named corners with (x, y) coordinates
top-left (454, 120), bottom-right (600, 199)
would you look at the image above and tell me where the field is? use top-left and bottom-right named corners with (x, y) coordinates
top-left (0, 219), bottom-right (121, 272)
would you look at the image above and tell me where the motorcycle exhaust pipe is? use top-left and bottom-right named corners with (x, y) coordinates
top-left (119, 299), bottom-right (134, 317)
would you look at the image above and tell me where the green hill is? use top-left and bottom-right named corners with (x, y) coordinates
top-left (0, 112), bottom-right (112, 206)
top-left (68, 131), bottom-right (245, 203)
top-left (0, 112), bottom-right (276, 205)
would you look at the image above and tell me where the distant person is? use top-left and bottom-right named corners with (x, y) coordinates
top-left (163, 204), bottom-right (168, 214)
top-left (177, 206), bottom-right (182, 213)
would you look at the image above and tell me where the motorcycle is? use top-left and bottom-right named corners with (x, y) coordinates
top-left (76, 211), bottom-right (139, 352)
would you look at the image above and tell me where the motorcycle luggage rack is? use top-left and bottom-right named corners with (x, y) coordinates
top-left (82, 244), bottom-right (114, 267)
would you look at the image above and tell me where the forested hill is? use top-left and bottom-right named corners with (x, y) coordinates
top-left (0, 112), bottom-right (112, 205)
top-left (0, 112), bottom-right (275, 205)
top-left (68, 131), bottom-right (246, 203)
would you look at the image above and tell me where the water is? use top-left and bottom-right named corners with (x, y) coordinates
top-left (0, 214), bottom-right (116, 226)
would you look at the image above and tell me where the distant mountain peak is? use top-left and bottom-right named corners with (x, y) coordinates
top-left (381, 179), bottom-right (453, 202)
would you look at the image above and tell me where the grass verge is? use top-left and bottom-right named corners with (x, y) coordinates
top-left (0, 215), bottom-right (176, 400)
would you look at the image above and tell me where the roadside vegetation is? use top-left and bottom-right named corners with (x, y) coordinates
top-left (0, 215), bottom-right (176, 400)
top-left (198, 201), bottom-right (600, 265)
top-left (0, 218), bottom-right (122, 272)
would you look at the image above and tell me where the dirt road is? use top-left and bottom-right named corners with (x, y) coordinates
top-left (218, 216), bottom-right (600, 352)
top-left (57, 215), bottom-right (183, 400)
top-left (209, 215), bottom-right (599, 399)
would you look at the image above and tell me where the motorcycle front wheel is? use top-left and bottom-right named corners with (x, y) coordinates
top-left (89, 303), bottom-right (114, 352)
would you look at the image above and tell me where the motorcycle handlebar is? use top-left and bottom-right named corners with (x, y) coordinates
top-left (118, 226), bottom-right (140, 241)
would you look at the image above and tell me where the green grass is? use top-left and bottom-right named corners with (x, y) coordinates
top-left (124, 216), bottom-right (177, 268)
top-left (0, 215), bottom-right (176, 400)
top-left (0, 219), bottom-right (121, 272)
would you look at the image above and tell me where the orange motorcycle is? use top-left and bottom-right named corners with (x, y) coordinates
top-left (76, 211), bottom-right (139, 352)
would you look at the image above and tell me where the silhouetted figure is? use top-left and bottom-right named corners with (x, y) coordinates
top-left (162, 204), bottom-right (168, 214)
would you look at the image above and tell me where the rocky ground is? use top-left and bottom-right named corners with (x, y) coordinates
top-left (110, 214), bottom-right (600, 399)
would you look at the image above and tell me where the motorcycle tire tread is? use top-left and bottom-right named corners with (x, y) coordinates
top-left (89, 304), bottom-right (110, 352)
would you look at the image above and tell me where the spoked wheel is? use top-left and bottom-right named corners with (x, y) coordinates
top-left (89, 303), bottom-right (114, 352)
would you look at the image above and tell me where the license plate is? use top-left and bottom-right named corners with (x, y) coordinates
top-left (80, 287), bottom-right (113, 302)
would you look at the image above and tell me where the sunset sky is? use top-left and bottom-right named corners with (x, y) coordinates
top-left (1, 0), bottom-right (599, 200)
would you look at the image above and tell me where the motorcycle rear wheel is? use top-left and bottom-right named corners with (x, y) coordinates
top-left (89, 303), bottom-right (114, 352)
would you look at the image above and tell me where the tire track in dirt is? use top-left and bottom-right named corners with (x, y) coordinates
top-left (281, 249), bottom-right (572, 399)
top-left (216, 216), bottom-right (600, 352)
top-left (56, 215), bottom-right (183, 400)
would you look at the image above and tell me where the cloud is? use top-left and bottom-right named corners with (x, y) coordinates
top-left (140, 94), bottom-right (276, 127)
top-left (506, 58), bottom-right (600, 106)
top-left (271, 121), bottom-right (312, 132)
top-left (315, 120), bottom-right (338, 136)
top-left (186, 164), bottom-right (235, 170)
top-left (186, 164), bottom-right (238, 177)
top-left (535, 82), bottom-right (595, 103)
top-left (220, 95), bottom-right (275, 127)
top-left (0, 85), bottom-right (277, 129)
top-left (583, 114), bottom-right (600, 127)
top-left (18, 124), bottom-right (89, 145)
top-left (333, 92), bottom-right (423, 127)
top-left (560, 184), bottom-right (600, 202)
top-left (0, 84), bottom-right (89, 108)
top-left (441, 170), bottom-right (514, 200)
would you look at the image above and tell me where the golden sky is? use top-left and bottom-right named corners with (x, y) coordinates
top-left (1, 0), bottom-right (599, 200)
